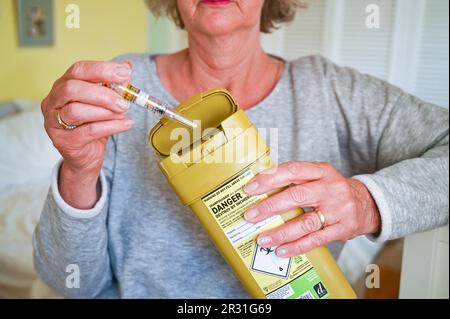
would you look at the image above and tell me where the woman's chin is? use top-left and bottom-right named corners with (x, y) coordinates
top-left (194, 18), bottom-right (242, 35)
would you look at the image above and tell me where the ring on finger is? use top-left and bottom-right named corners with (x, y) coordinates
top-left (57, 111), bottom-right (77, 130)
top-left (313, 208), bottom-right (326, 229)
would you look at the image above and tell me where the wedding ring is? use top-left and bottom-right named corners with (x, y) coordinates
top-left (57, 111), bottom-right (77, 130)
top-left (314, 209), bottom-right (326, 229)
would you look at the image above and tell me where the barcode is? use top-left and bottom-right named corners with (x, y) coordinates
top-left (298, 291), bottom-right (315, 299)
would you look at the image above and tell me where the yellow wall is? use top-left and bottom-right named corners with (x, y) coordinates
top-left (0, 0), bottom-right (148, 101)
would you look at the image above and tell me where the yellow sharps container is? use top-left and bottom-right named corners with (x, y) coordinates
top-left (149, 89), bottom-right (356, 299)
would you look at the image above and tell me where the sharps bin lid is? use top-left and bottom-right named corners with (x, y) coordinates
top-left (149, 89), bottom-right (239, 157)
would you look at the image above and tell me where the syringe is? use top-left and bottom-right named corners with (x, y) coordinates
top-left (106, 83), bottom-right (197, 128)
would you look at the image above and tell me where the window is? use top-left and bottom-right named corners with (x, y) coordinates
top-left (262, 0), bottom-right (449, 108)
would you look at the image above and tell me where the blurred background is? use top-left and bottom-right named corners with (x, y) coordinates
top-left (0, 0), bottom-right (448, 299)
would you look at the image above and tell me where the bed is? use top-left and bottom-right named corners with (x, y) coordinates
top-left (0, 101), bottom-right (61, 298)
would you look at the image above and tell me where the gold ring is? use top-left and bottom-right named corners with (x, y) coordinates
top-left (314, 209), bottom-right (326, 229)
top-left (57, 111), bottom-right (77, 130)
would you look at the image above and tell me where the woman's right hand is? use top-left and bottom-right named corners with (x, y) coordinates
top-left (41, 61), bottom-right (134, 209)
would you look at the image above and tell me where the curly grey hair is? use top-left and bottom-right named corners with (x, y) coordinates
top-left (145, 0), bottom-right (305, 33)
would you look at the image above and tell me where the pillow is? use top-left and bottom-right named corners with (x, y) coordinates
top-left (0, 103), bottom-right (61, 191)
top-left (0, 180), bottom-right (60, 298)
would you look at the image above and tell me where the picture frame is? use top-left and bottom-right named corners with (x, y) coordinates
top-left (16, 0), bottom-right (54, 47)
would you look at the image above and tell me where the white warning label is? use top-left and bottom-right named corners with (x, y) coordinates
top-left (251, 244), bottom-right (291, 278)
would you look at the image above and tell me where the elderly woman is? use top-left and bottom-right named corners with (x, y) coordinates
top-left (34, 0), bottom-right (448, 298)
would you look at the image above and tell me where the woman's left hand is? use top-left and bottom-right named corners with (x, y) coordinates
top-left (243, 161), bottom-right (381, 258)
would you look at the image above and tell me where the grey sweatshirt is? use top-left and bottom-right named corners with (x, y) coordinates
top-left (33, 54), bottom-right (449, 298)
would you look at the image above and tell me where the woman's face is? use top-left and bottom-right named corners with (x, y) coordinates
top-left (177, 0), bottom-right (264, 35)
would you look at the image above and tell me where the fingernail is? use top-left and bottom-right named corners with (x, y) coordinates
top-left (277, 248), bottom-right (288, 257)
top-left (244, 209), bottom-right (258, 220)
top-left (257, 235), bottom-right (272, 246)
top-left (124, 119), bottom-right (134, 128)
top-left (116, 99), bottom-right (130, 110)
top-left (115, 66), bottom-right (131, 78)
top-left (244, 182), bottom-right (259, 193)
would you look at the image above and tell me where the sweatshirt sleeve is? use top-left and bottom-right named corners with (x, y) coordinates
top-left (324, 58), bottom-right (449, 242)
top-left (32, 136), bottom-right (118, 298)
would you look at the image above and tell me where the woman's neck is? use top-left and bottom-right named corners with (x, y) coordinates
top-left (156, 27), bottom-right (284, 109)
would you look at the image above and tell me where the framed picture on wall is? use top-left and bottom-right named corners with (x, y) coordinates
top-left (16, 0), bottom-right (54, 47)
